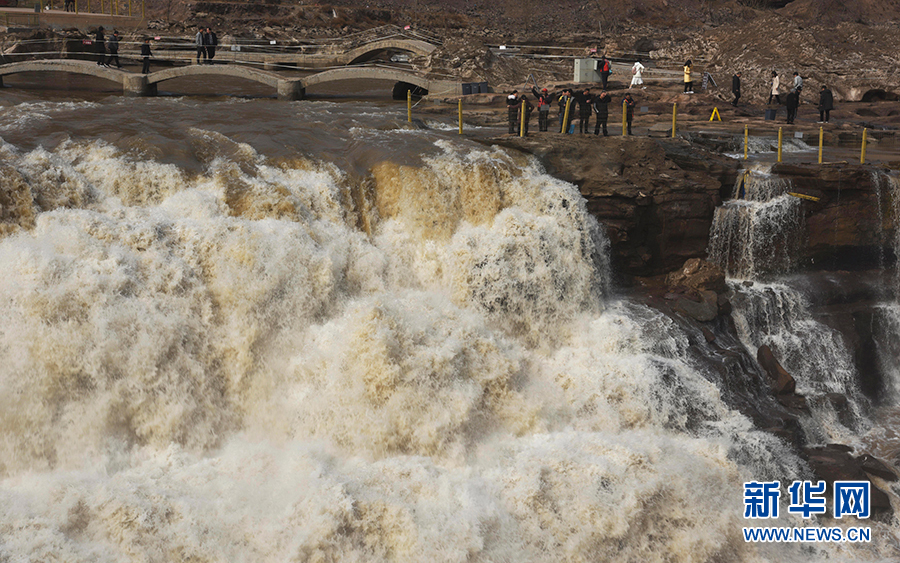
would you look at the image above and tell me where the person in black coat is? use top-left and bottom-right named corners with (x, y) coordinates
top-left (141, 38), bottom-right (153, 74)
top-left (95, 26), bottom-right (106, 66)
top-left (205, 28), bottom-right (218, 63)
top-left (732, 72), bottom-right (741, 107)
top-left (506, 90), bottom-right (521, 134)
top-left (623, 93), bottom-right (636, 135)
top-left (575, 88), bottom-right (593, 134)
top-left (818, 85), bottom-right (834, 123)
top-left (786, 90), bottom-right (800, 124)
top-left (593, 90), bottom-right (611, 136)
top-left (106, 30), bottom-right (121, 68)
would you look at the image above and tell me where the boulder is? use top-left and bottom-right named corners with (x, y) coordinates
top-left (674, 290), bottom-right (718, 322)
top-left (666, 258), bottom-right (727, 293)
top-left (757, 345), bottom-right (797, 395)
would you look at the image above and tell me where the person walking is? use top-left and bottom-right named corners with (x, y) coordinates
top-left (141, 38), bottom-right (152, 74)
top-left (205, 28), bottom-right (218, 63)
top-left (623, 93), bottom-right (636, 135)
top-left (576, 88), bottom-right (593, 134)
top-left (94, 26), bottom-right (107, 66)
top-left (64, 0), bottom-right (73, 11)
top-left (593, 90), bottom-right (611, 136)
top-left (106, 30), bottom-right (121, 68)
top-left (792, 71), bottom-right (803, 100)
top-left (786, 89), bottom-right (799, 124)
top-left (769, 71), bottom-right (781, 105)
top-left (630, 60), bottom-right (646, 89)
top-left (506, 90), bottom-right (521, 134)
top-left (731, 71), bottom-right (741, 107)
top-left (195, 27), bottom-right (207, 64)
top-left (598, 55), bottom-right (612, 89)
top-left (818, 85), bottom-right (834, 123)
top-left (557, 89), bottom-right (574, 133)
top-left (531, 86), bottom-right (553, 132)
top-left (683, 60), bottom-right (693, 93)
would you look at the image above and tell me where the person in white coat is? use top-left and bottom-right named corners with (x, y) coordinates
top-left (768, 71), bottom-right (780, 105)
top-left (630, 60), bottom-right (646, 89)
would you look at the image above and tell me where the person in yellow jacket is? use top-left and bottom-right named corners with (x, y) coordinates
top-left (683, 60), bottom-right (693, 93)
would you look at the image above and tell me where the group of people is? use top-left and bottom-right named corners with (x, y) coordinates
top-left (195, 27), bottom-right (219, 64)
top-left (769, 71), bottom-right (834, 124)
top-left (91, 27), bottom-right (154, 74)
top-left (506, 87), bottom-right (636, 136)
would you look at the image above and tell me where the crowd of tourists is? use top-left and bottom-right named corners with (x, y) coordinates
top-left (90, 26), bottom-right (219, 74)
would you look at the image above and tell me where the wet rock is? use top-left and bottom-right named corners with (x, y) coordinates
top-left (856, 454), bottom-right (899, 482)
top-left (665, 258), bottom-right (727, 293)
top-left (701, 326), bottom-right (716, 343)
top-left (757, 345), bottom-right (797, 395)
top-left (674, 290), bottom-right (718, 322)
top-left (804, 445), bottom-right (893, 521)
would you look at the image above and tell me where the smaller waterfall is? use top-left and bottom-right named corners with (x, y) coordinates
top-left (708, 166), bottom-right (802, 280)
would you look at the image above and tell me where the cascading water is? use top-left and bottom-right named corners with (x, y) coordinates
top-left (0, 94), bottom-right (897, 561)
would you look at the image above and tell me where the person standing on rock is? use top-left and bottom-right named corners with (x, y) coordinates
top-left (623, 92), bottom-right (636, 135)
top-left (576, 88), bottom-right (593, 134)
top-left (506, 90), bottom-right (521, 135)
top-left (593, 90), bottom-right (611, 136)
top-left (769, 71), bottom-right (781, 105)
top-left (818, 85), bottom-right (834, 123)
top-left (94, 26), bottom-right (106, 67)
top-left (205, 28), bottom-right (218, 64)
top-left (599, 55), bottom-right (612, 89)
top-left (683, 60), bottom-right (693, 93)
top-left (731, 71), bottom-right (741, 107)
top-left (141, 38), bottom-right (153, 74)
top-left (786, 89), bottom-right (799, 124)
top-left (630, 60), bottom-right (646, 89)
top-left (531, 86), bottom-right (553, 132)
top-left (196, 27), bottom-right (207, 64)
top-left (557, 89), bottom-right (574, 133)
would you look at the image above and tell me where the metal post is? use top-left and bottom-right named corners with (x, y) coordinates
top-left (115, 0), bottom-right (118, 15)
top-left (458, 99), bottom-right (462, 135)
top-left (744, 124), bottom-right (748, 160)
top-left (561, 98), bottom-right (571, 134)
top-left (818, 127), bottom-right (823, 164)
top-left (129, 0), bottom-right (131, 16)
top-left (622, 100), bottom-right (627, 136)
top-left (407, 90), bottom-right (411, 123)
top-left (519, 101), bottom-right (526, 137)
top-left (671, 103), bottom-right (677, 138)
top-left (74, 0), bottom-right (77, 13)
top-left (142, 0), bottom-right (144, 18)
top-left (777, 127), bottom-right (783, 163)
top-left (861, 128), bottom-right (868, 164)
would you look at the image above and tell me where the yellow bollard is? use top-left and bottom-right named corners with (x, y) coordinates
top-left (115, 0), bottom-right (118, 15)
top-left (519, 101), bottom-right (526, 137)
top-left (861, 128), bottom-right (868, 164)
top-left (561, 98), bottom-right (572, 134)
top-left (74, 0), bottom-right (77, 13)
top-left (777, 127), bottom-right (783, 163)
top-left (818, 127), bottom-right (823, 164)
top-left (744, 124), bottom-right (748, 160)
top-left (458, 99), bottom-right (462, 135)
top-left (622, 100), bottom-right (627, 136)
top-left (407, 90), bottom-right (411, 123)
top-left (671, 103), bottom-right (677, 138)
top-left (142, 0), bottom-right (145, 18)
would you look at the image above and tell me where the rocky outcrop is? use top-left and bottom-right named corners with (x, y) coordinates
top-left (490, 136), bottom-right (740, 277)
top-left (757, 344), bottom-right (797, 395)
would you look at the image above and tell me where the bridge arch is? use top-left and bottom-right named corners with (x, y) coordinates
top-left (300, 66), bottom-right (432, 92)
top-left (340, 39), bottom-right (437, 65)
top-left (0, 60), bottom-right (125, 87)
top-left (147, 65), bottom-right (284, 89)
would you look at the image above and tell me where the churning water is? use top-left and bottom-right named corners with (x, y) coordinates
top-left (0, 89), bottom-right (896, 561)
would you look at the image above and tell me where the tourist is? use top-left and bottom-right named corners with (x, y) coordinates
top-left (64, 0), bottom-right (73, 11)
top-left (593, 90), bottom-right (611, 136)
top-left (576, 88), bottom-right (593, 134)
top-left (630, 60), bottom-right (645, 89)
top-left (818, 85), bottom-right (834, 123)
top-left (683, 60), bottom-right (693, 93)
top-left (507, 90), bottom-right (520, 134)
top-left (557, 89), bottom-right (574, 133)
top-left (786, 89), bottom-right (799, 124)
top-left (106, 30), bottom-right (121, 69)
top-left (624, 93), bottom-right (636, 135)
top-left (205, 28), bottom-right (218, 64)
top-left (196, 27), bottom-right (207, 64)
top-left (769, 71), bottom-right (781, 105)
top-left (792, 71), bottom-right (803, 100)
top-left (531, 86), bottom-right (553, 132)
top-left (95, 27), bottom-right (106, 66)
top-left (141, 38), bottom-right (152, 74)
top-left (731, 71), bottom-right (741, 107)
top-left (598, 55), bottom-right (612, 89)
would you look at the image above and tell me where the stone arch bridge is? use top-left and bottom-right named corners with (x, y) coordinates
top-left (0, 60), bottom-right (462, 99)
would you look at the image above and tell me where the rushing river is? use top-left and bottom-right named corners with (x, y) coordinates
top-left (0, 82), bottom-right (897, 561)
